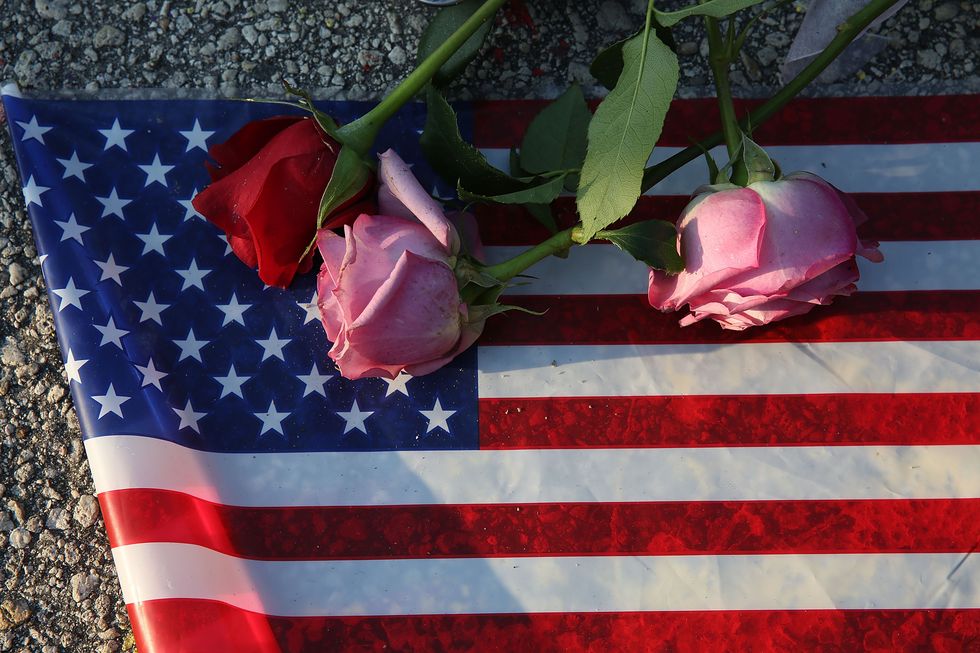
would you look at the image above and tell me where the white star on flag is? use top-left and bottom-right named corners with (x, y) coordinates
top-left (255, 400), bottom-right (290, 436)
top-left (174, 329), bottom-right (209, 362)
top-left (297, 292), bottom-right (321, 324)
top-left (383, 373), bottom-right (412, 398)
top-left (22, 176), bottom-right (50, 208)
top-left (135, 358), bottom-right (167, 391)
top-left (138, 153), bottom-right (174, 187)
top-left (176, 259), bottom-right (212, 291)
top-left (133, 292), bottom-right (169, 325)
top-left (56, 151), bottom-right (93, 181)
top-left (99, 118), bottom-right (135, 151)
top-left (217, 293), bottom-right (251, 326)
top-left (136, 224), bottom-right (172, 256)
top-left (420, 398), bottom-right (456, 433)
top-left (52, 278), bottom-right (90, 312)
top-left (94, 254), bottom-right (128, 286)
top-left (64, 349), bottom-right (87, 384)
top-left (179, 119), bottom-right (215, 152)
top-left (92, 384), bottom-right (131, 419)
top-left (95, 188), bottom-right (132, 219)
top-left (54, 213), bottom-right (90, 245)
top-left (16, 115), bottom-right (53, 144)
top-left (215, 364), bottom-right (250, 399)
top-left (257, 327), bottom-right (289, 362)
top-left (94, 315), bottom-right (128, 349)
top-left (173, 400), bottom-right (207, 433)
top-left (178, 196), bottom-right (204, 221)
top-left (297, 363), bottom-right (332, 397)
top-left (338, 399), bottom-right (373, 435)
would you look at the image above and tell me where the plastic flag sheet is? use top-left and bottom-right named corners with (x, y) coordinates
top-left (3, 84), bottom-right (980, 651)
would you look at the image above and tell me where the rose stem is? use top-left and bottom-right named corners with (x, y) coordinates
top-left (481, 226), bottom-right (583, 283)
top-left (337, 0), bottom-right (508, 155)
top-left (705, 15), bottom-right (741, 162)
top-left (640, 0), bottom-right (906, 192)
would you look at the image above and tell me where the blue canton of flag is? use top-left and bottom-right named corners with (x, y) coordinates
top-left (3, 88), bottom-right (478, 453)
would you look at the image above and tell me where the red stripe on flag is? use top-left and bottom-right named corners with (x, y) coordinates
top-left (480, 291), bottom-right (980, 346)
top-left (102, 490), bottom-right (980, 560)
top-left (479, 393), bottom-right (979, 449)
top-left (130, 599), bottom-right (980, 653)
top-left (475, 192), bottom-right (980, 246)
top-left (472, 95), bottom-right (980, 147)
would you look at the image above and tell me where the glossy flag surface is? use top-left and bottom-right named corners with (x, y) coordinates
top-left (3, 84), bottom-right (980, 652)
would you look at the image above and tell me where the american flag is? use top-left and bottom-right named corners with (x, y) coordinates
top-left (3, 83), bottom-right (979, 651)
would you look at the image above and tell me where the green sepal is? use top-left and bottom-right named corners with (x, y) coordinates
top-left (740, 131), bottom-right (776, 184)
top-left (467, 302), bottom-right (546, 324)
top-left (282, 80), bottom-right (340, 138)
top-left (455, 256), bottom-right (505, 290)
top-left (298, 146), bottom-right (372, 261)
top-left (598, 219), bottom-right (683, 274)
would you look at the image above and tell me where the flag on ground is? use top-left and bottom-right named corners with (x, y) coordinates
top-left (3, 85), bottom-right (979, 652)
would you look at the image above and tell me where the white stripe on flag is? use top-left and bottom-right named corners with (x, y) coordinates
top-left (86, 437), bottom-right (980, 507)
top-left (486, 241), bottom-right (980, 296)
top-left (112, 543), bottom-right (980, 615)
top-left (478, 340), bottom-right (980, 397)
top-left (481, 143), bottom-right (980, 194)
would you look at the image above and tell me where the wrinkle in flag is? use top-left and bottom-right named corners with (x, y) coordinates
top-left (3, 86), bottom-right (980, 652)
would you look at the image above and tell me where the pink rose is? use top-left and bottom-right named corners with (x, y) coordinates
top-left (316, 149), bottom-right (485, 380)
top-left (648, 172), bottom-right (883, 330)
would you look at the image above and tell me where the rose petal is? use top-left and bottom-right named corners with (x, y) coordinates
top-left (726, 177), bottom-right (858, 296)
top-left (784, 259), bottom-right (859, 304)
top-left (316, 228), bottom-right (348, 285)
top-left (333, 215), bottom-right (449, 322)
top-left (648, 188), bottom-right (767, 310)
top-left (786, 171), bottom-right (870, 227)
top-left (344, 250), bottom-right (462, 368)
top-left (193, 119), bottom-right (338, 287)
top-left (716, 297), bottom-right (818, 330)
top-left (405, 304), bottom-right (484, 377)
top-left (328, 328), bottom-right (404, 380)
top-left (378, 149), bottom-right (459, 254)
top-left (206, 116), bottom-right (304, 181)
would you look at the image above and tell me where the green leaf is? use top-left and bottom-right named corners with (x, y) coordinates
top-left (590, 22), bottom-right (676, 90)
top-left (576, 30), bottom-right (679, 242)
top-left (598, 220), bottom-right (683, 273)
top-left (417, 0), bottom-right (497, 87)
top-left (525, 203), bottom-right (558, 234)
top-left (458, 173), bottom-right (568, 206)
top-left (519, 84), bottom-right (591, 175)
top-left (654, 0), bottom-right (766, 27)
top-left (420, 86), bottom-right (527, 195)
top-left (741, 132), bottom-right (776, 184)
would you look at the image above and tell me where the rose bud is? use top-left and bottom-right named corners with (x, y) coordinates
top-left (649, 172), bottom-right (883, 330)
top-left (192, 115), bottom-right (375, 288)
top-left (316, 149), bottom-right (486, 380)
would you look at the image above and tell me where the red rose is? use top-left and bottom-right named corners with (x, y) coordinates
top-left (192, 116), bottom-right (375, 288)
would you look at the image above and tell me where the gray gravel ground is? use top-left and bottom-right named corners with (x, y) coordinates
top-left (0, 0), bottom-right (976, 651)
